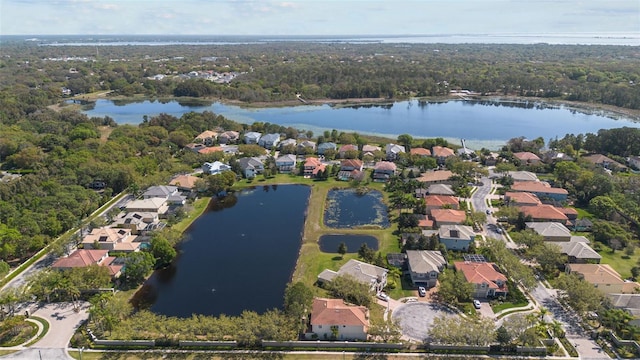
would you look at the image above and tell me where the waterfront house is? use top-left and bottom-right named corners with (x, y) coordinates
top-left (338, 159), bottom-right (364, 181)
top-left (317, 259), bottom-right (388, 293)
top-left (275, 154), bottom-right (297, 173)
top-left (303, 157), bottom-right (325, 178)
top-left (169, 174), bottom-right (201, 192)
top-left (455, 261), bottom-right (508, 298)
top-left (432, 146), bottom-right (455, 165)
top-left (310, 298), bottom-right (369, 341)
top-left (238, 157), bottom-right (264, 179)
top-left (52, 249), bottom-right (123, 278)
top-left (438, 225), bottom-right (475, 251)
top-left (373, 161), bottom-right (397, 182)
top-left (112, 212), bottom-right (160, 235)
top-left (126, 197), bottom-right (169, 216)
top-left (410, 147), bottom-right (431, 157)
top-left (81, 227), bottom-right (141, 252)
top-left (406, 250), bottom-right (447, 287)
top-left (582, 154), bottom-right (628, 171)
top-left (202, 161), bottom-right (232, 175)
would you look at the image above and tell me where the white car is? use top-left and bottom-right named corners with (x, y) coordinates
top-left (418, 286), bottom-right (427, 297)
top-left (377, 292), bottom-right (390, 302)
top-left (473, 299), bottom-right (482, 309)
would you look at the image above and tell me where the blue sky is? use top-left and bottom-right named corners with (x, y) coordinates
top-left (1, 0), bottom-right (639, 36)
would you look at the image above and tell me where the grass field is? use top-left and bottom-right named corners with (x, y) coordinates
top-left (596, 244), bottom-right (640, 279)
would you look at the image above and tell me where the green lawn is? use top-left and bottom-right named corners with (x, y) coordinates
top-left (491, 300), bottom-right (529, 313)
top-left (572, 206), bottom-right (595, 219)
top-left (597, 244), bottom-right (640, 279)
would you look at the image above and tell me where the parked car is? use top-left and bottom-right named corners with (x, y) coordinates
top-left (486, 209), bottom-right (491, 215)
top-left (473, 299), bottom-right (482, 309)
top-left (418, 286), bottom-right (427, 297)
top-left (377, 292), bottom-right (390, 302)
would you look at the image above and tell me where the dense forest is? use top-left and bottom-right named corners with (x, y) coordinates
top-left (1, 41), bottom-right (639, 109)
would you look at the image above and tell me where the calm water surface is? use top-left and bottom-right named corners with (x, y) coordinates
top-left (324, 189), bottom-right (389, 229)
top-left (82, 98), bottom-right (639, 148)
top-left (318, 234), bottom-right (378, 253)
top-left (135, 185), bottom-right (310, 317)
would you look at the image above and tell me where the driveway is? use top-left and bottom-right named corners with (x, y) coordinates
top-left (392, 302), bottom-right (455, 342)
top-left (476, 300), bottom-right (495, 319)
top-left (0, 302), bottom-right (89, 360)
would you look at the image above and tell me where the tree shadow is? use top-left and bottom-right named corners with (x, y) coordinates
top-left (332, 256), bottom-right (343, 261)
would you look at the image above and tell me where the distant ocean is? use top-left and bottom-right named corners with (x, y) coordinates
top-left (4, 33), bottom-right (639, 46)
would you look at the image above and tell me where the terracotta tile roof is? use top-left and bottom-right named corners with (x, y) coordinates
top-left (504, 192), bottom-right (542, 206)
top-left (417, 170), bottom-right (453, 183)
top-left (431, 209), bottom-right (466, 224)
top-left (311, 298), bottom-right (369, 328)
top-left (432, 146), bottom-right (455, 158)
top-left (341, 159), bottom-right (363, 169)
top-left (304, 157), bottom-right (323, 167)
top-left (454, 262), bottom-right (507, 290)
top-left (513, 152), bottom-right (541, 161)
top-left (195, 130), bottom-right (218, 140)
top-left (568, 264), bottom-right (640, 292)
top-left (198, 146), bottom-right (224, 154)
top-left (410, 148), bottom-right (431, 156)
top-left (518, 205), bottom-right (569, 222)
top-left (374, 161), bottom-right (397, 171)
top-left (424, 195), bottom-right (459, 208)
top-left (339, 144), bottom-right (358, 153)
top-left (560, 207), bottom-right (578, 217)
top-left (53, 249), bottom-right (109, 268)
top-left (169, 174), bottom-right (200, 190)
top-left (362, 145), bottom-right (381, 153)
top-left (417, 215), bottom-right (434, 228)
top-left (511, 181), bottom-right (569, 195)
top-left (582, 154), bottom-right (627, 169)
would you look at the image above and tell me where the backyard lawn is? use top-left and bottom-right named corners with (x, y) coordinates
top-left (597, 244), bottom-right (640, 279)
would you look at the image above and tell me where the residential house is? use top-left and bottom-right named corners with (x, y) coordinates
top-left (427, 184), bottom-right (456, 196)
top-left (217, 131), bottom-right (240, 144)
top-left (504, 192), bottom-right (542, 207)
top-left (238, 157), bottom-right (264, 179)
top-left (385, 143), bottom-right (405, 160)
top-left (194, 130), bottom-right (218, 146)
top-left (432, 146), bottom-right (455, 165)
top-left (52, 249), bottom-right (123, 278)
top-left (169, 174), bottom-right (201, 192)
top-left (198, 146), bottom-right (224, 155)
top-left (629, 156), bottom-right (640, 170)
top-left (275, 154), bottom-right (297, 173)
top-left (416, 170), bottom-right (454, 186)
top-left (297, 140), bottom-right (316, 153)
top-left (142, 185), bottom-right (185, 205)
top-left (338, 159), bottom-right (364, 181)
top-left (125, 197), bottom-right (169, 216)
top-left (303, 157), bottom-right (326, 178)
top-left (525, 222), bottom-right (571, 241)
top-left (278, 138), bottom-right (297, 150)
top-left (567, 264), bottom-right (640, 294)
top-left (431, 209), bottom-right (467, 227)
top-left (338, 144), bottom-right (358, 158)
top-left (184, 143), bottom-right (207, 153)
top-left (112, 212), bottom-right (160, 235)
top-left (410, 148), bottom-right (431, 157)
top-left (455, 261), bottom-right (508, 298)
top-left (543, 151), bottom-right (574, 163)
top-left (510, 181), bottom-right (569, 201)
top-left (362, 145), bottom-right (381, 158)
top-left (582, 154), bottom-right (627, 171)
top-left (438, 225), bottom-right (475, 251)
top-left (415, 215), bottom-right (434, 230)
top-left (202, 161), bottom-right (232, 175)
top-left (406, 250), bottom-right (447, 287)
top-left (317, 142), bottom-right (337, 155)
top-left (310, 298), bottom-right (369, 341)
top-left (373, 161), bottom-right (397, 182)
top-left (483, 152), bottom-right (499, 166)
top-left (424, 195), bottom-right (459, 214)
top-left (513, 152), bottom-right (541, 165)
top-left (560, 207), bottom-right (578, 222)
top-left (81, 227), bottom-right (141, 252)
top-left (607, 294), bottom-right (640, 327)
top-left (243, 131), bottom-right (262, 144)
top-left (258, 133), bottom-right (281, 149)
top-left (317, 259), bottom-right (388, 293)
top-left (548, 241), bottom-right (601, 264)
top-left (506, 171), bottom-right (539, 182)
top-left (519, 205), bottom-right (569, 223)
top-left (573, 218), bottom-right (594, 232)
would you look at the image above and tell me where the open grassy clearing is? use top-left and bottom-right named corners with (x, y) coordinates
top-left (596, 243), bottom-right (640, 279)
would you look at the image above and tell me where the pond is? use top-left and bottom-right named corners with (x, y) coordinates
top-left (131, 184), bottom-right (310, 318)
top-left (81, 98), bottom-right (640, 149)
top-left (324, 188), bottom-right (389, 229)
top-left (318, 234), bottom-right (378, 253)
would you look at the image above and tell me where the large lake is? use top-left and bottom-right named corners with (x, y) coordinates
top-left (133, 185), bottom-right (310, 318)
top-left (82, 98), bottom-right (639, 148)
